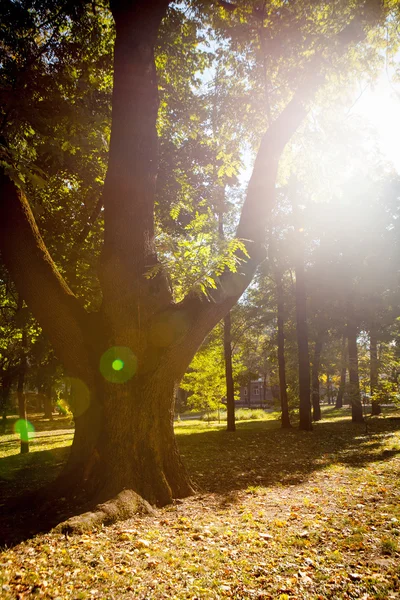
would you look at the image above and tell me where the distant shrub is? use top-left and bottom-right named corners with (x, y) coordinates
top-left (201, 408), bottom-right (267, 422)
top-left (235, 408), bottom-right (266, 421)
top-left (201, 410), bottom-right (225, 422)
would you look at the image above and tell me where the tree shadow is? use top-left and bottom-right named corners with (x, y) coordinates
top-left (1, 414), bottom-right (399, 548)
top-left (0, 445), bottom-right (83, 548)
top-left (178, 415), bottom-right (400, 495)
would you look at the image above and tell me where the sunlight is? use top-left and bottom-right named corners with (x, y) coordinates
top-left (350, 71), bottom-right (400, 173)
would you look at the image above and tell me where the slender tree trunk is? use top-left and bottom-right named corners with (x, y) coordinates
top-left (44, 383), bottom-right (53, 420)
top-left (263, 373), bottom-right (267, 404)
top-left (1, 372), bottom-right (12, 426)
top-left (224, 311), bottom-right (236, 432)
top-left (293, 193), bottom-right (312, 431)
top-left (347, 305), bottom-right (364, 423)
top-left (275, 269), bottom-right (291, 428)
top-left (218, 206), bottom-right (236, 432)
top-left (370, 325), bottom-right (381, 415)
top-left (311, 331), bottom-right (324, 421)
top-left (335, 335), bottom-right (346, 408)
top-left (17, 353), bottom-right (29, 454)
top-left (327, 373), bottom-right (332, 405)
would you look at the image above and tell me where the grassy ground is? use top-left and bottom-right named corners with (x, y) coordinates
top-left (1, 407), bottom-right (400, 599)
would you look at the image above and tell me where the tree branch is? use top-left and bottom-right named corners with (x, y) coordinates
top-left (100, 0), bottom-right (172, 317)
top-left (178, 0), bottom-right (384, 344)
top-left (0, 169), bottom-right (93, 381)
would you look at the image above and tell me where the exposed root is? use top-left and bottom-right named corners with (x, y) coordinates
top-left (54, 489), bottom-right (157, 535)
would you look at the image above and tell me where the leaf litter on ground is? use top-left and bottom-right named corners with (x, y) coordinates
top-left (1, 407), bottom-right (400, 599)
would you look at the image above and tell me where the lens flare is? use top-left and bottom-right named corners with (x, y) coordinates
top-left (100, 347), bottom-right (137, 383)
top-left (13, 419), bottom-right (35, 442)
top-left (112, 359), bottom-right (124, 371)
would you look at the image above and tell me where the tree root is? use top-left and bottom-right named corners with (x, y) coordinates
top-left (54, 489), bottom-right (157, 535)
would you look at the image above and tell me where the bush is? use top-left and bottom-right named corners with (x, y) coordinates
top-left (201, 408), bottom-right (268, 422)
top-left (201, 410), bottom-right (226, 422)
top-left (235, 408), bottom-right (266, 421)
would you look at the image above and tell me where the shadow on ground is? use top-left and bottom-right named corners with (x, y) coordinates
top-left (1, 413), bottom-right (399, 548)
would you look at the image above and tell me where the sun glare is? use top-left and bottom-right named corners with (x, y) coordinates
top-left (350, 71), bottom-right (400, 173)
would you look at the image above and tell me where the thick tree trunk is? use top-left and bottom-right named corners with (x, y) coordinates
top-left (276, 270), bottom-right (291, 428)
top-left (311, 331), bottom-right (324, 421)
top-left (60, 369), bottom-right (193, 509)
top-left (347, 307), bottom-right (364, 423)
top-left (335, 335), bottom-right (346, 409)
top-left (223, 312), bottom-right (236, 432)
top-left (370, 325), bottom-right (381, 415)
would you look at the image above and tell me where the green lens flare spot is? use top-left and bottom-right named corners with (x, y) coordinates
top-left (112, 359), bottom-right (124, 371)
top-left (100, 347), bottom-right (137, 384)
top-left (13, 419), bottom-right (35, 442)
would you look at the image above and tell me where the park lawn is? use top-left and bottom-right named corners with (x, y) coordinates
top-left (0, 408), bottom-right (400, 599)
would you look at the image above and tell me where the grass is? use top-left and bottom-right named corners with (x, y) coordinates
top-left (1, 407), bottom-right (400, 599)
top-left (200, 408), bottom-right (275, 422)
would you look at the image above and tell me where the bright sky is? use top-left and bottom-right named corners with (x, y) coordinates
top-left (349, 71), bottom-right (400, 173)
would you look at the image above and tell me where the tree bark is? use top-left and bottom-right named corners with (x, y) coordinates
top-left (223, 312), bottom-right (236, 432)
top-left (61, 370), bottom-right (193, 507)
top-left (311, 331), bottom-right (324, 421)
top-left (347, 304), bottom-right (364, 423)
top-left (275, 269), bottom-right (291, 428)
top-left (370, 325), bottom-right (381, 415)
top-left (335, 335), bottom-right (346, 409)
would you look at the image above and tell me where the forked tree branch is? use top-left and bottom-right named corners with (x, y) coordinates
top-left (177, 0), bottom-right (384, 349)
top-left (0, 169), bottom-right (93, 381)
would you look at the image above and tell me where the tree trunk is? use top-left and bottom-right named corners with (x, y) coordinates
top-left (327, 373), bottom-right (332, 405)
top-left (17, 353), bottom-right (29, 454)
top-left (311, 331), bottom-right (324, 421)
top-left (1, 372), bottom-right (12, 426)
top-left (335, 335), bottom-right (346, 409)
top-left (293, 194), bottom-right (312, 431)
top-left (276, 269), bottom-right (291, 428)
top-left (223, 312), bottom-right (236, 432)
top-left (60, 368), bottom-right (193, 508)
top-left (347, 306), bottom-right (364, 423)
top-left (370, 325), bottom-right (381, 415)
top-left (43, 385), bottom-right (53, 420)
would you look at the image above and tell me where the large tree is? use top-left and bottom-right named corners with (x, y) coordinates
top-left (0, 0), bottom-right (383, 528)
